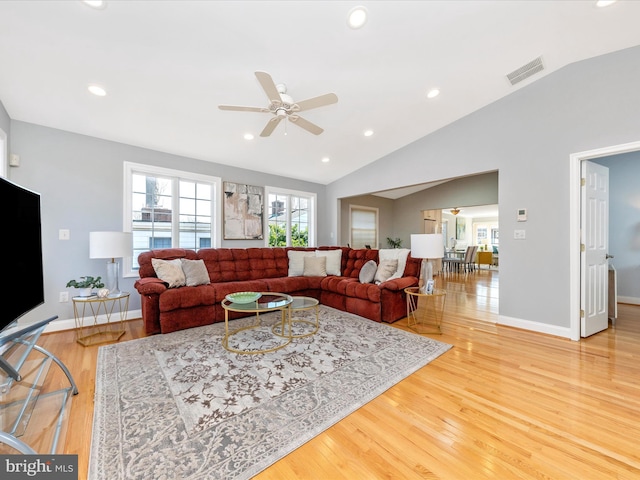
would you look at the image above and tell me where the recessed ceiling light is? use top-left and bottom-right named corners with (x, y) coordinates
top-left (427, 89), bottom-right (440, 99)
top-left (243, 133), bottom-right (254, 140)
top-left (82, 0), bottom-right (107, 9)
top-left (364, 130), bottom-right (374, 137)
top-left (596, 0), bottom-right (617, 7)
top-left (321, 157), bottom-right (330, 163)
top-left (88, 84), bottom-right (107, 96)
top-left (347, 6), bottom-right (368, 29)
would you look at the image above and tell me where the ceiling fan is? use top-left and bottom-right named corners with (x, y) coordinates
top-left (218, 71), bottom-right (338, 137)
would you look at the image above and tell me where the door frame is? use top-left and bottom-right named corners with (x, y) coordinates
top-left (569, 140), bottom-right (640, 341)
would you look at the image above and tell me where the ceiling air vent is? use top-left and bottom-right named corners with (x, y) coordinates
top-left (506, 56), bottom-right (544, 86)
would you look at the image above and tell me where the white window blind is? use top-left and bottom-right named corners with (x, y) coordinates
top-left (350, 206), bottom-right (378, 248)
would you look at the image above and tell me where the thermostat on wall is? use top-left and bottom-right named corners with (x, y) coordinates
top-left (517, 208), bottom-right (527, 222)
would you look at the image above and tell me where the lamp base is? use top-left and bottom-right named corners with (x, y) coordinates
top-left (105, 259), bottom-right (121, 297)
top-left (419, 259), bottom-right (434, 294)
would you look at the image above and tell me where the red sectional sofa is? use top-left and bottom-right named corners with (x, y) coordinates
top-left (134, 246), bottom-right (420, 335)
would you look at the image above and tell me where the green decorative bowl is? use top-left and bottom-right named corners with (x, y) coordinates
top-left (225, 292), bottom-right (262, 304)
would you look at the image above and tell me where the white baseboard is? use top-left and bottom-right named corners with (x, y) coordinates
top-left (44, 309), bottom-right (143, 333)
top-left (617, 296), bottom-right (640, 305)
top-left (498, 314), bottom-right (573, 339)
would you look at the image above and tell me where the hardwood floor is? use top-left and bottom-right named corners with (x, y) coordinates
top-left (26, 268), bottom-right (640, 479)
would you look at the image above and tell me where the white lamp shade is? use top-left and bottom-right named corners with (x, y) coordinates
top-left (410, 234), bottom-right (444, 259)
top-left (90, 231), bottom-right (132, 259)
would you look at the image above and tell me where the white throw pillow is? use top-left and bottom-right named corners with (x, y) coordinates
top-left (374, 259), bottom-right (398, 284)
top-left (303, 255), bottom-right (327, 277)
top-left (151, 258), bottom-right (186, 288)
top-left (359, 259), bottom-right (377, 283)
top-left (180, 259), bottom-right (210, 286)
top-left (288, 250), bottom-right (315, 276)
top-left (378, 248), bottom-right (410, 281)
top-left (315, 249), bottom-right (342, 276)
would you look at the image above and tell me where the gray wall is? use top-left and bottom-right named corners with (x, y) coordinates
top-left (594, 151), bottom-right (640, 303)
top-left (339, 172), bottom-right (498, 248)
top-left (6, 121), bottom-right (327, 326)
top-left (339, 194), bottom-right (394, 248)
top-left (327, 45), bottom-right (640, 335)
top-left (392, 172), bottom-right (498, 245)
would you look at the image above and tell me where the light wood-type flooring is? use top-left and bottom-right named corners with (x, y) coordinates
top-left (20, 268), bottom-right (640, 479)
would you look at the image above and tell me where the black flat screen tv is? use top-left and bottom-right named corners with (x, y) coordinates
top-left (1, 176), bottom-right (45, 332)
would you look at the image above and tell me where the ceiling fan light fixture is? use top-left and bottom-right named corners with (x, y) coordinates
top-left (243, 133), bottom-right (254, 140)
top-left (348, 6), bottom-right (368, 29)
top-left (82, 0), bottom-right (107, 9)
top-left (88, 84), bottom-right (107, 96)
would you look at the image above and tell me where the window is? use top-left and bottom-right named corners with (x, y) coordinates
top-left (350, 206), bottom-right (378, 249)
top-left (265, 186), bottom-right (316, 247)
top-left (491, 228), bottom-right (499, 245)
top-left (476, 227), bottom-right (487, 245)
top-left (124, 162), bottom-right (222, 274)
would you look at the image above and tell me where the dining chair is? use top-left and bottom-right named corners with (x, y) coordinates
top-left (443, 246), bottom-right (474, 273)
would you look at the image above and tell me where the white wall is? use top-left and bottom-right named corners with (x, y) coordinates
top-left (327, 45), bottom-right (640, 337)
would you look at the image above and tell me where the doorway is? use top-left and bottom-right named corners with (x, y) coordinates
top-left (569, 140), bottom-right (640, 341)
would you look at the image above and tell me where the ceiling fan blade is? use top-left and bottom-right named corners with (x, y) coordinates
top-left (218, 105), bottom-right (269, 113)
top-left (260, 116), bottom-right (283, 137)
top-left (289, 115), bottom-right (324, 135)
top-left (294, 93), bottom-right (338, 112)
top-left (255, 71), bottom-right (282, 103)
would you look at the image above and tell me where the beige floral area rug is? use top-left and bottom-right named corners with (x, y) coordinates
top-left (89, 305), bottom-right (452, 480)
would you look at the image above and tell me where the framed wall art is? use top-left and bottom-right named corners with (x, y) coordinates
top-left (223, 181), bottom-right (264, 240)
top-left (456, 217), bottom-right (466, 240)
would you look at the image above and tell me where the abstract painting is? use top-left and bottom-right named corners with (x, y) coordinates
top-left (223, 182), bottom-right (264, 239)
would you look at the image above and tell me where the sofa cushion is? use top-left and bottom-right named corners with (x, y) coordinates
top-left (303, 255), bottom-right (327, 277)
top-left (374, 259), bottom-right (398, 284)
top-left (197, 248), bottom-right (288, 283)
top-left (378, 248), bottom-right (410, 280)
top-left (263, 275), bottom-right (322, 293)
top-left (159, 284), bottom-right (215, 311)
top-left (181, 259), bottom-right (211, 286)
top-left (359, 259), bottom-right (377, 283)
top-left (210, 280), bottom-right (270, 303)
top-left (342, 248), bottom-right (379, 278)
top-left (138, 248), bottom-right (198, 279)
top-left (288, 250), bottom-right (315, 276)
top-left (315, 249), bottom-right (341, 276)
top-left (151, 258), bottom-right (186, 288)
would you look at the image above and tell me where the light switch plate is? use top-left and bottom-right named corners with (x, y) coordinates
top-left (514, 229), bottom-right (526, 239)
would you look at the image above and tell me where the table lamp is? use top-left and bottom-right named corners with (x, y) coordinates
top-left (90, 231), bottom-right (132, 297)
top-left (410, 233), bottom-right (444, 294)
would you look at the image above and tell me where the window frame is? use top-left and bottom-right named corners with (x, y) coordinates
top-left (264, 186), bottom-right (317, 247)
top-left (0, 128), bottom-right (6, 178)
top-left (123, 161), bottom-right (222, 277)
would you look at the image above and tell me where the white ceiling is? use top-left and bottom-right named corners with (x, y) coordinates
top-left (1, 1), bottom-right (639, 186)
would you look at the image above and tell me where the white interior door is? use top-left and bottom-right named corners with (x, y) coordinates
top-left (581, 160), bottom-right (609, 337)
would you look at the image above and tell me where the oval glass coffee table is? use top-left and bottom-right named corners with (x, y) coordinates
top-left (222, 292), bottom-right (293, 354)
top-left (272, 296), bottom-right (319, 338)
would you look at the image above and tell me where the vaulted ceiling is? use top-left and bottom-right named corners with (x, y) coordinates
top-left (1, 1), bottom-right (639, 185)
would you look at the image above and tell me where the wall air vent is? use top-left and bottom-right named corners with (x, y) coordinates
top-left (506, 56), bottom-right (545, 86)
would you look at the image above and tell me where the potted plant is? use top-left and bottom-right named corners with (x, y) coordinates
top-left (386, 237), bottom-right (403, 249)
top-left (66, 276), bottom-right (105, 297)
